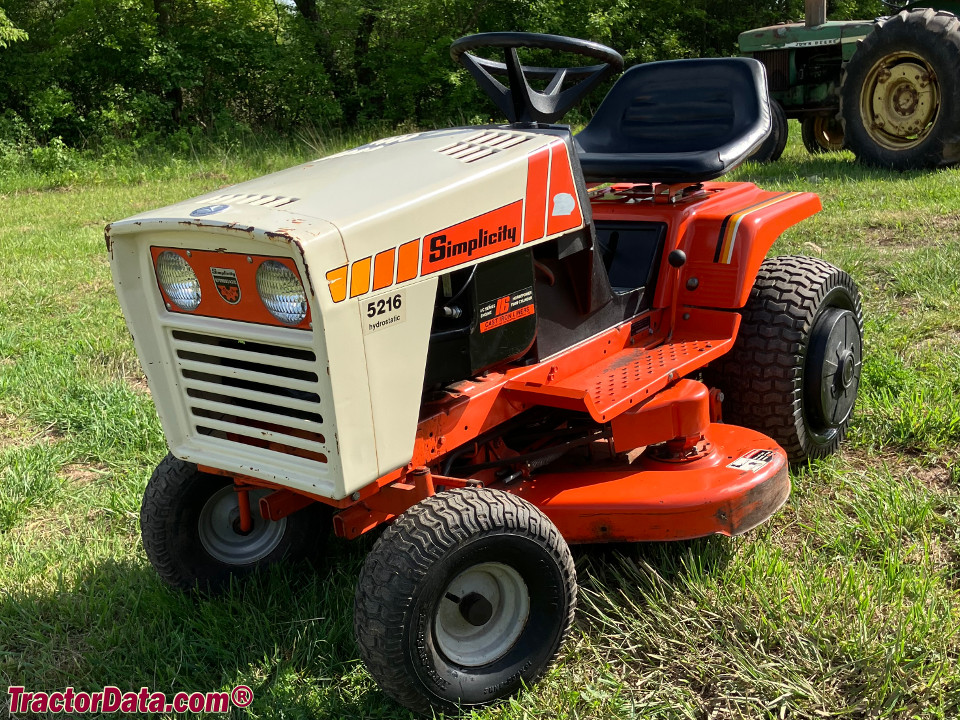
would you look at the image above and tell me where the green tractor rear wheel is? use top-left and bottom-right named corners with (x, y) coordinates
top-left (840, 8), bottom-right (960, 169)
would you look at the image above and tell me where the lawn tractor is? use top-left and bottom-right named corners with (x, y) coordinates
top-left (107, 33), bottom-right (863, 714)
top-left (741, 0), bottom-right (960, 169)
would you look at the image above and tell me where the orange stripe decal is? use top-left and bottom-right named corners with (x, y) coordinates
top-left (546, 141), bottom-right (583, 237)
top-left (326, 265), bottom-right (348, 303)
top-left (396, 240), bottom-right (420, 282)
top-left (372, 248), bottom-right (395, 291)
top-left (350, 256), bottom-right (371, 298)
top-left (524, 145), bottom-right (550, 242)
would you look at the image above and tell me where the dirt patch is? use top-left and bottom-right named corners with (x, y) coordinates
top-left (126, 374), bottom-right (151, 395)
top-left (927, 213), bottom-right (960, 233)
top-left (841, 448), bottom-right (957, 496)
top-left (914, 464), bottom-right (956, 495)
top-left (0, 412), bottom-right (34, 450)
top-left (20, 506), bottom-right (73, 541)
top-left (915, 329), bottom-right (960, 354)
top-left (60, 463), bottom-right (107, 487)
top-left (861, 217), bottom-right (958, 250)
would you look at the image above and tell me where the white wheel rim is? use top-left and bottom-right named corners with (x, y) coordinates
top-left (197, 486), bottom-right (286, 565)
top-left (434, 562), bottom-right (530, 667)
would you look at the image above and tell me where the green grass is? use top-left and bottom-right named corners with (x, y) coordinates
top-left (2, 123), bottom-right (960, 719)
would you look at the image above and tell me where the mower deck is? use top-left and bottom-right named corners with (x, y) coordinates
top-left (508, 423), bottom-right (789, 542)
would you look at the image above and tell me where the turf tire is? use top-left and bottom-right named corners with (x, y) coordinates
top-left (140, 453), bottom-right (329, 592)
top-left (354, 487), bottom-right (576, 715)
top-left (703, 256), bottom-right (863, 464)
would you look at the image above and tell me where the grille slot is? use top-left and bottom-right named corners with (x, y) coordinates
top-left (171, 329), bottom-right (328, 466)
top-left (751, 50), bottom-right (789, 92)
top-left (436, 131), bottom-right (530, 163)
top-left (201, 193), bottom-right (299, 208)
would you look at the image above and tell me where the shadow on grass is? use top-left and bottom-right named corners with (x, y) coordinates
top-left (735, 150), bottom-right (949, 186)
top-left (573, 535), bottom-right (734, 596)
top-left (0, 535), bottom-right (417, 719)
top-left (3, 532), bottom-right (738, 718)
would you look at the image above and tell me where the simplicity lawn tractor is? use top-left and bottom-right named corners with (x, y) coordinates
top-left (107, 33), bottom-right (863, 714)
top-left (741, 0), bottom-right (960, 169)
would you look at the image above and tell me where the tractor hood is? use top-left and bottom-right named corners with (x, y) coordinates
top-left (107, 126), bottom-right (587, 501)
top-left (108, 127), bottom-right (561, 268)
top-left (738, 20), bottom-right (876, 53)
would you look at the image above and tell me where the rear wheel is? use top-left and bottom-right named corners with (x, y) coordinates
top-left (801, 115), bottom-right (845, 154)
top-left (840, 9), bottom-right (960, 169)
top-left (748, 98), bottom-right (788, 163)
top-left (354, 488), bottom-right (576, 715)
top-left (703, 256), bottom-right (863, 464)
top-left (140, 454), bottom-right (328, 592)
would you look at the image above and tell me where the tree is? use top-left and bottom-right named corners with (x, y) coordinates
top-left (0, 8), bottom-right (26, 48)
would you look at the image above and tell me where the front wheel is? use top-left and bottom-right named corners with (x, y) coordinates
top-left (354, 488), bottom-right (576, 715)
top-left (801, 115), bottom-right (845, 154)
top-left (840, 9), bottom-right (960, 169)
top-left (703, 256), bottom-right (863, 464)
top-left (140, 454), bottom-right (329, 592)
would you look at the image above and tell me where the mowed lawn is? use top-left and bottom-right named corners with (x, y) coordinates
top-left (2, 128), bottom-right (960, 719)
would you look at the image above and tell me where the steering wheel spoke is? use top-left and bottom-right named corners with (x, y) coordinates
top-left (451, 32), bottom-right (623, 125)
top-left (544, 69), bottom-right (568, 97)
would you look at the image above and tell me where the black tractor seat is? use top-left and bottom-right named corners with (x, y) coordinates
top-left (574, 58), bottom-right (771, 184)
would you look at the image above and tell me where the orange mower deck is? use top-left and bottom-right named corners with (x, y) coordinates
top-left (507, 423), bottom-right (789, 543)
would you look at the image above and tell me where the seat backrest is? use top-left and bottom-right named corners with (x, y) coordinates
top-left (575, 58), bottom-right (771, 183)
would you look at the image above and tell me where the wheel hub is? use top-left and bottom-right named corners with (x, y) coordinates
top-left (813, 115), bottom-right (844, 151)
top-left (864, 54), bottom-right (939, 148)
top-left (198, 485), bottom-right (286, 565)
top-left (805, 307), bottom-right (862, 434)
top-left (434, 562), bottom-right (530, 667)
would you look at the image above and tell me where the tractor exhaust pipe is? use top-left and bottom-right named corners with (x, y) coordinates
top-left (805, 0), bottom-right (827, 27)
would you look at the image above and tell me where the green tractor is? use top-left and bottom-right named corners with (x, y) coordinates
top-left (740, 0), bottom-right (960, 169)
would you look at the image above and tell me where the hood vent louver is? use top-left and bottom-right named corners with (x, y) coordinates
top-left (201, 193), bottom-right (299, 208)
top-left (436, 131), bottom-right (530, 163)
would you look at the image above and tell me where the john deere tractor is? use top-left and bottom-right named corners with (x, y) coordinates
top-left (741, 0), bottom-right (960, 169)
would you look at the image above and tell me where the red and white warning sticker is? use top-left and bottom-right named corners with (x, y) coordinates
top-left (728, 449), bottom-right (775, 472)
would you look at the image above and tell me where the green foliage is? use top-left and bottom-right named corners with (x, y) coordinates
top-left (0, 7), bottom-right (26, 48)
top-left (0, 0), bottom-right (903, 151)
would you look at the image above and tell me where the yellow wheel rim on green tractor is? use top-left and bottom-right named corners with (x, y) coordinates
top-left (861, 50), bottom-right (940, 151)
top-left (810, 116), bottom-right (845, 151)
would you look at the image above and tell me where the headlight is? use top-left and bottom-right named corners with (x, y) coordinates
top-left (156, 251), bottom-right (201, 311)
top-left (256, 260), bottom-right (307, 325)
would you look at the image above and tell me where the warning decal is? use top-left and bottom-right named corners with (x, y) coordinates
top-left (728, 449), bottom-right (775, 472)
top-left (479, 286), bottom-right (535, 333)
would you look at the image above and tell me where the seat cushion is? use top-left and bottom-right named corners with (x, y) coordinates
top-left (574, 58), bottom-right (771, 184)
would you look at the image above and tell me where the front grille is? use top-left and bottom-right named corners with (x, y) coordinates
top-left (752, 50), bottom-right (789, 92)
top-left (436, 131), bottom-right (530, 163)
top-left (170, 328), bottom-right (329, 470)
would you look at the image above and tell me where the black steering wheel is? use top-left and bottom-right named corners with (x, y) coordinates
top-left (450, 32), bottom-right (624, 125)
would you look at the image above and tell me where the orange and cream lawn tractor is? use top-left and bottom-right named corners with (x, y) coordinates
top-left (107, 33), bottom-right (863, 714)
